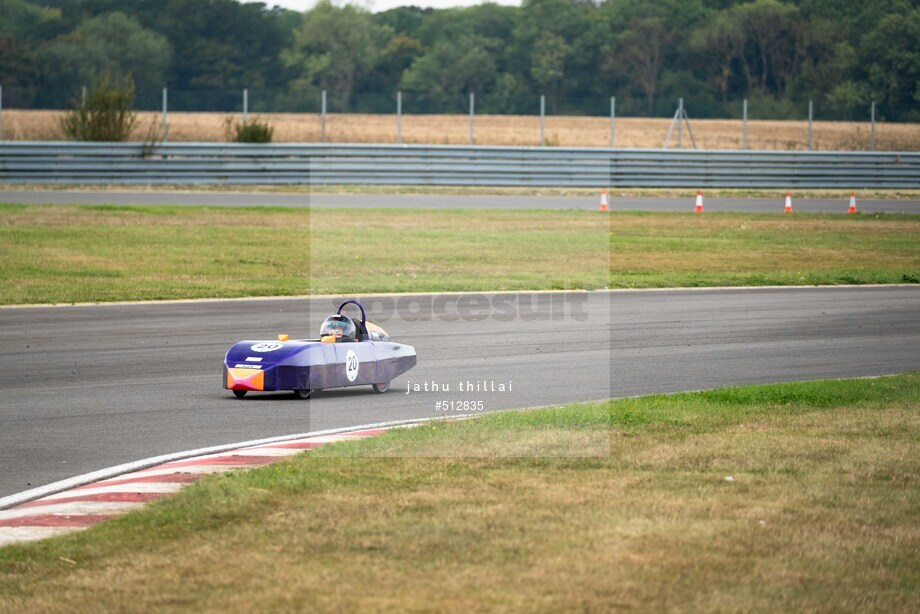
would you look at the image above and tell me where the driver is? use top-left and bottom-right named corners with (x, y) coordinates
top-left (320, 314), bottom-right (356, 342)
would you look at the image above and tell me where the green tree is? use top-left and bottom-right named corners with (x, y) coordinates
top-left (0, 0), bottom-right (61, 38)
top-left (611, 16), bottom-right (673, 114)
top-left (0, 34), bottom-right (36, 92)
top-left (3, 0), bottom-right (919, 123)
top-left (531, 34), bottom-right (570, 109)
top-left (690, 10), bottom-right (746, 103)
top-left (734, 0), bottom-right (803, 94)
top-left (283, 1), bottom-right (391, 109)
top-left (862, 9), bottom-right (920, 119)
top-left (38, 12), bottom-right (172, 95)
top-left (0, 0), bottom-right (60, 99)
top-left (159, 0), bottom-right (294, 93)
top-left (825, 81), bottom-right (872, 119)
top-left (510, 0), bottom-right (591, 103)
top-left (400, 35), bottom-right (499, 112)
top-left (599, 0), bottom-right (705, 115)
top-left (371, 34), bottom-right (424, 97)
top-left (374, 6), bottom-right (430, 37)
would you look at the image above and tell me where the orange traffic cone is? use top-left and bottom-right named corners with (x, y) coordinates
top-left (694, 191), bottom-right (704, 213)
top-left (784, 192), bottom-right (793, 213)
top-left (599, 188), bottom-right (609, 212)
top-left (847, 192), bottom-right (857, 214)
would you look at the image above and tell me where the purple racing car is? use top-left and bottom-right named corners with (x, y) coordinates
top-left (224, 300), bottom-right (416, 399)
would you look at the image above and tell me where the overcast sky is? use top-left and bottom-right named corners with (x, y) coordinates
top-left (250, 0), bottom-right (520, 13)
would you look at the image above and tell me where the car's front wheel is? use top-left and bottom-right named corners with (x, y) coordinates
top-left (293, 389), bottom-right (312, 400)
top-left (232, 390), bottom-right (247, 399)
top-left (372, 382), bottom-right (390, 394)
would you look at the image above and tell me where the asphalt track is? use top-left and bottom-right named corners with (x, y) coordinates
top-left (1, 286), bottom-right (918, 498)
top-left (1, 190), bottom-right (918, 213)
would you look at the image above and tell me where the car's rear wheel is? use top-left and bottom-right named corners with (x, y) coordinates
top-left (232, 390), bottom-right (247, 399)
top-left (293, 389), bottom-right (312, 400)
top-left (372, 382), bottom-right (390, 394)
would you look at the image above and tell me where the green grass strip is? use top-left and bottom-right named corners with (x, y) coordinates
top-left (1, 374), bottom-right (918, 610)
top-left (0, 204), bottom-right (917, 304)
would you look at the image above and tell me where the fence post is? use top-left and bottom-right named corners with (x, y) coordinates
top-left (540, 95), bottom-right (545, 146)
top-left (161, 87), bottom-right (168, 142)
top-left (610, 96), bottom-right (615, 147)
top-left (469, 93), bottom-right (475, 145)
top-left (870, 101), bottom-right (876, 150)
top-left (397, 91), bottom-right (402, 145)
top-left (663, 107), bottom-right (679, 148)
top-left (677, 98), bottom-right (684, 148)
top-left (681, 104), bottom-right (698, 149)
top-left (82, 86), bottom-right (87, 109)
top-left (321, 90), bottom-right (327, 143)
top-left (243, 88), bottom-right (248, 124)
top-left (742, 98), bottom-right (748, 149)
top-left (808, 100), bottom-right (813, 150)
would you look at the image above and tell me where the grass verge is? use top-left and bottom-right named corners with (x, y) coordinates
top-left (609, 210), bottom-right (919, 288)
top-left (2, 183), bottom-right (920, 200)
top-left (0, 204), bottom-right (917, 304)
top-left (1, 374), bottom-right (918, 610)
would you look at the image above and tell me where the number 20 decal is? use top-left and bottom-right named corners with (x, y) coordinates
top-left (345, 349), bottom-right (359, 382)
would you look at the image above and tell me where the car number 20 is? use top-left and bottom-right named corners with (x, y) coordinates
top-left (345, 349), bottom-right (359, 382)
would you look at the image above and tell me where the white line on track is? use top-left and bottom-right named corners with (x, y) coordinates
top-left (0, 416), bottom-right (463, 510)
top-left (41, 482), bottom-right (185, 500)
top-left (0, 501), bottom-right (146, 520)
top-left (3, 284), bottom-right (917, 310)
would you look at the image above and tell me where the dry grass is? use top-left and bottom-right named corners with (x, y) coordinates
top-left (1, 376), bottom-right (918, 611)
top-left (4, 183), bottom-right (920, 202)
top-left (6, 109), bottom-right (920, 150)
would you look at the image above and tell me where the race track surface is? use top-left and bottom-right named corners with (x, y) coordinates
top-left (1, 190), bottom-right (918, 213)
top-left (1, 287), bottom-right (918, 497)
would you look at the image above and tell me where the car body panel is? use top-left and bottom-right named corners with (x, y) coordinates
top-left (223, 337), bottom-right (416, 394)
top-left (224, 300), bottom-right (416, 396)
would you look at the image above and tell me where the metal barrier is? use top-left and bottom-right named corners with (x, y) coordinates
top-left (1, 142), bottom-right (918, 188)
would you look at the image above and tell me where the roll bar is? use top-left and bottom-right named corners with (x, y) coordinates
top-left (336, 300), bottom-right (366, 327)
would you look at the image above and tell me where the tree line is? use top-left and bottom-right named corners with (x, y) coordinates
top-left (1, 0), bottom-right (917, 121)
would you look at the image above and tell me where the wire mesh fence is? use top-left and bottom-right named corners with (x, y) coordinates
top-left (0, 86), bottom-right (915, 151)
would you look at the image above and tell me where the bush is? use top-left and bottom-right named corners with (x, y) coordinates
top-left (60, 73), bottom-right (138, 142)
top-left (225, 117), bottom-right (274, 143)
top-left (745, 91), bottom-right (804, 121)
top-left (825, 81), bottom-right (872, 120)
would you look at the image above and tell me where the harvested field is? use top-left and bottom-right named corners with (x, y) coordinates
top-left (5, 109), bottom-right (919, 151)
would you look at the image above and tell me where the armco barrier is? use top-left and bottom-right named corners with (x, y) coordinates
top-left (0, 142), bottom-right (918, 188)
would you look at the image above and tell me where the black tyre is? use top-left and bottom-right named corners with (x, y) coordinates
top-left (372, 382), bottom-right (390, 394)
top-left (232, 389), bottom-right (247, 399)
top-left (293, 389), bottom-right (312, 400)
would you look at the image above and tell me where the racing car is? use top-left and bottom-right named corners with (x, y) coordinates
top-left (223, 300), bottom-right (416, 399)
